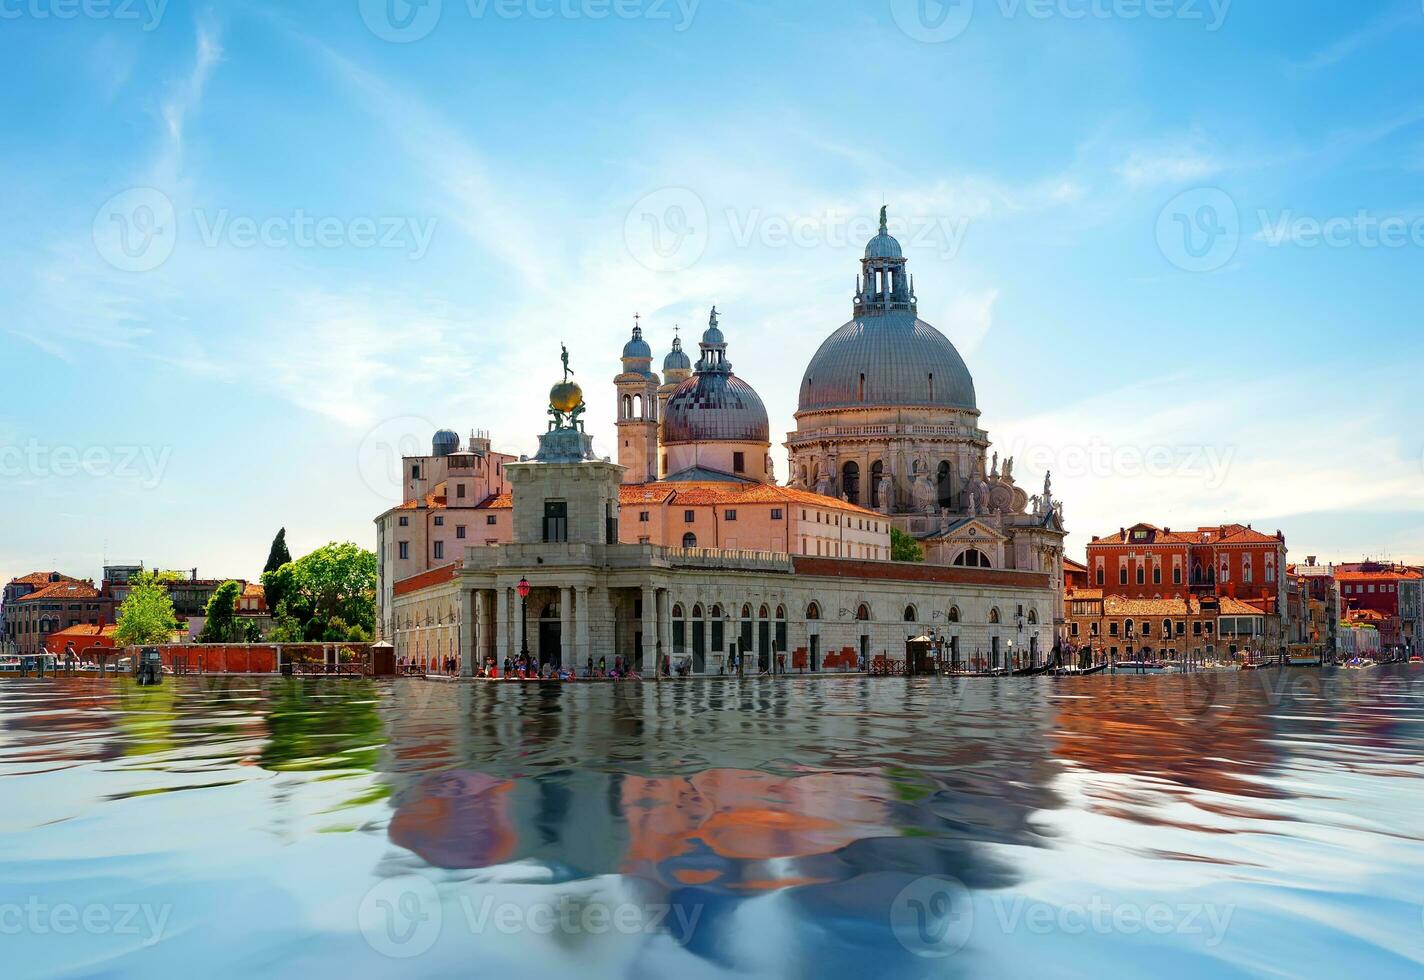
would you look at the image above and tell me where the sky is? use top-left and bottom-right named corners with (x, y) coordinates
top-left (1, 0), bottom-right (1422, 587)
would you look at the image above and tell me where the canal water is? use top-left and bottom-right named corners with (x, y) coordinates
top-left (1, 668), bottom-right (1422, 978)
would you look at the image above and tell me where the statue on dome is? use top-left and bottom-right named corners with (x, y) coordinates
top-left (1003, 456), bottom-right (1014, 483)
top-left (1043, 470), bottom-right (1053, 500)
top-left (990, 452), bottom-right (999, 480)
top-left (561, 343), bottom-right (574, 382)
top-left (879, 204), bottom-right (888, 235)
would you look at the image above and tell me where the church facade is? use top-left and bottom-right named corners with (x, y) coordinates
top-left (378, 209), bottom-right (1067, 675)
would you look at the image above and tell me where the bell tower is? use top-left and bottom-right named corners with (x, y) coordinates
top-left (614, 315), bottom-right (661, 485)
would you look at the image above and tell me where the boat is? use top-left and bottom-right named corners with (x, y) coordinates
top-left (0, 654), bottom-right (59, 676)
top-left (1012, 663), bottom-right (1055, 677)
top-left (1110, 661), bottom-right (1167, 673)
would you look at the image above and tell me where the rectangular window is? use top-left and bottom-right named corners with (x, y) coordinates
top-left (487, 515), bottom-right (497, 525)
top-left (1109, 622), bottom-right (1119, 636)
top-left (433, 541), bottom-right (444, 560)
top-left (733, 452), bottom-right (745, 473)
top-left (434, 516), bottom-right (444, 526)
top-left (410, 464), bottom-right (421, 479)
top-left (399, 516), bottom-right (409, 527)
top-left (639, 511), bottom-right (650, 523)
top-left (771, 508), bottom-right (783, 520)
top-left (684, 510), bottom-right (695, 522)
top-left (457, 484), bottom-right (466, 499)
top-left (1173, 567), bottom-right (1182, 584)
top-left (456, 526), bottom-right (466, 539)
top-left (543, 501), bottom-right (568, 542)
top-left (1153, 567), bottom-right (1162, 585)
top-left (1137, 567), bottom-right (1145, 585)
top-left (398, 541), bottom-right (410, 560)
top-left (1120, 568), bottom-right (1128, 585)
top-left (725, 509), bottom-right (737, 521)
top-left (1097, 569), bottom-right (1105, 586)
top-left (1070, 623), bottom-right (1079, 637)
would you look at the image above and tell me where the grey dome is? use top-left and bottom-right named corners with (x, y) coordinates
top-left (701, 323), bottom-right (724, 346)
top-left (622, 334), bottom-right (652, 360)
top-left (663, 345), bottom-right (691, 372)
top-left (432, 429), bottom-right (460, 456)
top-left (798, 310), bottom-right (976, 413)
top-left (864, 231), bottom-right (903, 259)
top-left (663, 372), bottom-right (769, 443)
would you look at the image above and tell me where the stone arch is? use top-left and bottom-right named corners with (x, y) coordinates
top-left (936, 460), bottom-right (954, 509)
top-left (841, 461), bottom-right (861, 506)
top-left (903, 604), bottom-right (917, 622)
top-left (953, 548), bottom-right (992, 568)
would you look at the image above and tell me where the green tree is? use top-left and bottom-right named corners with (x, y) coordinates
top-left (891, 527), bottom-right (925, 563)
top-left (262, 542), bottom-right (377, 638)
top-left (197, 580), bottom-right (243, 643)
top-left (266, 601), bottom-right (305, 643)
top-left (264, 528), bottom-right (292, 574)
top-left (114, 572), bottom-right (181, 646)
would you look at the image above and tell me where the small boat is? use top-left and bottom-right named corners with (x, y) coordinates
top-left (0, 654), bottom-right (59, 676)
top-left (1111, 661), bottom-right (1166, 673)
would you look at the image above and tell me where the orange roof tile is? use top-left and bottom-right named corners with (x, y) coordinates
top-left (46, 624), bottom-right (119, 640)
top-left (15, 581), bottom-right (101, 602)
top-left (7, 571), bottom-right (77, 588)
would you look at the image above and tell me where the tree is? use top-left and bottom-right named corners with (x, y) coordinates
top-left (114, 572), bottom-right (181, 646)
top-left (198, 581), bottom-right (243, 643)
top-left (266, 601), bottom-right (305, 643)
top-left (891, 527), bottom-right (925, 563)
top-left (262, 542), bottom-right (377, 639)
top-left (264, 528), bottom-right (292, 575)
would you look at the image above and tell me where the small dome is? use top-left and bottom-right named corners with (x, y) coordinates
top-left (432, 429), bottom-right (460, 457)
top-left (663, 344), bottom-right (691, 372)
top-left (663, 373), bottom-right (769, 444)
top-left (622, 332), bottom-right (652, 360)
top-left (701, 323), bottom-right (724, 346)
top-left (864, 231), bottom-right (903, 259)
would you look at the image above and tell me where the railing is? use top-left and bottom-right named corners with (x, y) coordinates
top-left (661, 546), bottom-right (794, 572)
top-left (787, 422), bottom-right (989, 444)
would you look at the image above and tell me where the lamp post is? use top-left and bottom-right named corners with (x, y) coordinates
top-left (517, 576), bottom-right (531, 662)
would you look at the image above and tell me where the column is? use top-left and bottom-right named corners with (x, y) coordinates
top-left (496, 587), bottom-right (510, 663)
top-left (514, 588), bottom-right (526, 660)
top-left (460, 590), bottom-right (476, 677)
top-left (576, 586), bottom-right (591, 672)
top-left (658, 589), bottom-right (673, 674)
top-left (560, 586), bottom-right (573, 669)
top-left (642, 585), bottom-right (657, 675)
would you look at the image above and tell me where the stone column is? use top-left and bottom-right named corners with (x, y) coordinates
top-left (513, 588), bottom-right (525, 661)
top-left (642, 585), bottom-right (657, 676)
top-left (460, 590), bottom-right (476, 677)
top-left (560, 586), bottom-right (573, 669)
top-left (658, 589), bottom-right (673, 673)
top-left (576, 586), bottom-right (591, 672)
top-left (496, 587), bottom-right (510, 663)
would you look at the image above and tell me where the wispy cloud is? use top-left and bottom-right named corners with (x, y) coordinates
top-left (154, 20), bottom-right (223, 185)
top-left (1291, 6), bottom-right (1421, 73)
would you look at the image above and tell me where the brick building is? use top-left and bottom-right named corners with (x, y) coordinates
top-left (7, 580), bottom-right (115, 656)
top-left (2, 571), bottom-right (77, 650)
top-left (1064, 591), bottom-right (1268, 662)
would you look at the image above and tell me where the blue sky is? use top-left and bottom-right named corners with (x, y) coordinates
top-left (2, 0), bottom-right (1422, 586)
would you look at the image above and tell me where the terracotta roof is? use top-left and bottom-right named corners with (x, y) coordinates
top-left (14, 581), bottom-right (101, 602)
top-left (1065, 588), bottom-right (1103, 601)
top-left (46, 624), bottom-right (119, 640)
top-left (7, 571), bottom-right (77, 588)
top-left (393, 563), bottom-right (460, 597)
top-left (1101, 596), bottom-right (1195, 616)
top-left (241, 582), bottom-right (266, 599)
top-left (1062, 557), bottom-right (1089, 574)
top-left (396, 481), bottom-right (449, 510)
top-left (624, 481), bottom-right (884, 518)
top-left (1217, 597), bottom-right (1267, 616)
top-left (477, 492), bottom-right (512, 510)
top-left (1335, 568), bottom-right (1421, 582)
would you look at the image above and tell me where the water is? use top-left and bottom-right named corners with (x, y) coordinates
top-left (2, 668), bottom-right (1423, 979)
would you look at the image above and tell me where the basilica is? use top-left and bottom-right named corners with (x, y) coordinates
top-left (377, 209), bottom-right (1067, 676)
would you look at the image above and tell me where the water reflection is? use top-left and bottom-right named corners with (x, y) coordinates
top-left (1, 669), bottom-right (1423, 977)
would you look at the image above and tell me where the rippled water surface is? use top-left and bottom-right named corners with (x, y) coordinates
top-left (3, 668), bottom-right (1423, 978)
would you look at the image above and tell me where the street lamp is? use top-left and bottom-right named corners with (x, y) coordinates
top-left (517, 576), bottom-right (531, 662)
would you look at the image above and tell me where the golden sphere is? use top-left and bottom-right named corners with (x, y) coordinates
top-left (550, 380), bottom-right (584, 414)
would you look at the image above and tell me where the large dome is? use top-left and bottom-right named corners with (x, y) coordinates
top-left (662, 372), bottom-right (769, 443)
top-left (798, 309), bottom-right (977, 413)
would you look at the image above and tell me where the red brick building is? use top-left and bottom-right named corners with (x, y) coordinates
top-left (7, 580), bottom-right (116, 656)
top-left (1334, 563), bottom-right (1420, 619)
top-left (1085, 522), bottom-right (1287, 612)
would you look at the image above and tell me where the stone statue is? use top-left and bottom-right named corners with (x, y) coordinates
top-left (1043, 470), bottom-right (1053, 500)
top-left (990, 452), bottom-right (999, 480)
top-left (815, 463), bottom-right (833, 497)
top-left (1003, 456), bottom-right (1014, 483)
top-left (913, 474), bottom-right (936, 514)
top-left (877, 473), bottom-right (894, 513)
top-left (561, 343), bottom-right (573, 382)
top-left (967, 492), bottom-right (977, 518)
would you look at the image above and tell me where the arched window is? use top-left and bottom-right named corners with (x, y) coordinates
top-left (633, 393), bottom-right (643, 418)
top-left (988, 607), bottom-right (1001, 625)
top-left (1162, 618), bottom-right (1173, 637)
top-left (1242, 557), bottom-right (1253, 584)
top-left (622, 394), bottom-right (632, 419)
top-left (692, 603), bottom-right (704, 619)
top-left (775, 605), bottom-right (786, 620)
top-left (936, 461), bottom-right (954, 509)
top-left (758, 604), bottom-right (770, 619)
top-left (869, 460), bottom-right (884, 508)
top-left (842, 461), bottom-right (861, 506)
top-left (953, 549), bottom-right (992, 568)
top-left (856, 603), bottom-right (871, 622)
top-left (1266, 558), bottom-right (1276, 583)
top-left (1125, 618), bottom-right (1135, 636)
top-left (947, 606), bottom-right (960, 623)
top-left (741, 604), bottom-right (752, 619)
top-left (858, 373), bottom-right (866, 401)
top-left (672, 603), bottom-right (684, 619)
top-left (1220, 559), bottom-right (1230, 583)
top-left (903, 604), bottom-right (917, 622)
top-left (1027, 609), bottom-right (1038, 625)
top-left (806, 601), bottom-right (821, 620)
top-left (682, 532), bottom-right (697, 549)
